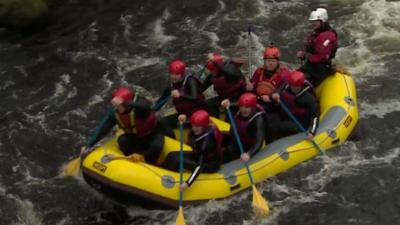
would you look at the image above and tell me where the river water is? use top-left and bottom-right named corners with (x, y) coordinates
top-left (1, 0), bottom-right (399, 224)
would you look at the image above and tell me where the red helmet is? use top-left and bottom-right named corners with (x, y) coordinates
top-left (288, 71), bottom-right (305, 86)
top-left (112, 87), bottom-right (134, 102)
top-left (190, 110), bottom-right (210, 127)
top-left (206, 53), bottom-right (224, 72)
top-left (238, 93), bottom-right (257, 108)
top-left (263, 47), bottom-right (281, 59)
top-left (169, 59), bottom-right (186, 76)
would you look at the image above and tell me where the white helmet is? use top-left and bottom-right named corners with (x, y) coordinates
top-left (309, 8), bottom-right (328, 22)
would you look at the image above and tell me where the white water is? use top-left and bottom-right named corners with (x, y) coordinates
top-left (359, 99), bottom-right (400, 119)
top-left (148, 9), bottom-right (176, 48)
top-left (2, 0), bottom-right (400, 224)
top-left (5, 193), bottom-right (44, 225)
top-left (336, 0), bottom-right (400, 81)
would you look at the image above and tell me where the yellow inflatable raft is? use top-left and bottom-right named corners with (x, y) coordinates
top-left (81, 71), bottom-right (358, 208)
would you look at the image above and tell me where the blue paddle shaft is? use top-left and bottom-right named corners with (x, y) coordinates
top-left (179, 122), bottom-right (184, 207)
top-left (152, 95), bottom-right (171, 111)
top-left (279, 101), bottom-right (325, 155)
top-left (226, 108), bottom-right (255, 185)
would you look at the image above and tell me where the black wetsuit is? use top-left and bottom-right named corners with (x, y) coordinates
top-left (155, 74), bottom-right (206, 136)
top-left (266, 85), bottom-right (319, 143)
top-left (202, 62), bottom-right (246, 118)
top-left (223, 110), bottom-right (266, 162)
top-left (163, 127), bottom-right (221, 186)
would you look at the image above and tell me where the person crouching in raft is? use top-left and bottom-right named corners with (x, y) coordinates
top-left (162, 110), bottom-right (223, 191)
top-left (221, 93), bottom-right (267, 162)
top-left (81, 87), bottom-right (164, 164)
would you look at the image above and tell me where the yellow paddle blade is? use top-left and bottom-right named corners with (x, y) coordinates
top-left (252, 185), bottom-right (270, 218)
top-left (175, 207), bottom-right (186, 225)
top-left (62, 157), bottom-right (81, 176)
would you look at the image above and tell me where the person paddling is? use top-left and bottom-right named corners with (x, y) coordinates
top-left (222, 93), bottom-right (266, 162)
top-left (81, 87), bottom-right (163, 164)
top-left (249, 44), bottom-right (291, 103)
top-left (249, 44), bottom-right (291, 130)
top-left (163, 110), bottom-right (223, 191)
top-left (269, 71), bottom-right (319, 141)
top-left (202, 53), bottom-right (247, 117)
top-left (155, 60), bottom-right (207, 136)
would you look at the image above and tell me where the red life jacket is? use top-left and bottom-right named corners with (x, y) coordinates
top-left (281, 86), bottom-right (310, 117)
top-left (235, 108), bottom-right (264, 147)
top-left (252, 66), bottom-right (289, 91)
top-left (115, 110), bottom-right (157, 137)
top-left (172, 73), bottom-right (206, 115)
top-left (189, 124), bottom-right (223, 160)
top-left (212, 74), bottom-right (246, 99)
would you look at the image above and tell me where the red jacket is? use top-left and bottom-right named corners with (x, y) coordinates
top-left (251, 66), bottom-right (290, 90)
top-left (305, 29), bottom-right (338, 64)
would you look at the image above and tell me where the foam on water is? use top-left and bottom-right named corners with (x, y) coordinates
top-left (2, 1), bottom-right (399, 225)
top-left (336, 0), bottom-right (400, 81)
top-left (196, 0), bottom-right (226, 51)
top-left (116, 55), bottom-right (162, 75)
top-left (148, 9), bottom-right (176, 48)
top-left (88, 95), bottom-right (105, 107)
top-left (0, 80), bottom-right (15, 91)
top-left (0, 181), bottom-right (5, 195)
top-left (51, 74), bottom-right (77, 101)
top-left (304, 146), bottom-right (400, 191)
top-left (120, 14), bottom-right (133, 42)
top-left (21, 111), bottom-right (54, 136)
top-left (359, 99), bottom-right (400, 119)
top-left (78, 21), bottom-right (99, 48)
top-left (204, 0), bottom-right (226, 25)
top-left (5, 193), bottom-right (43, 225)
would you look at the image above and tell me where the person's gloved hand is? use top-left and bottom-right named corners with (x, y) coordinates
top-left (221, 99), bottom-right (231, 108)
top-left (178, 114), bottom-right (187, 124)
top-left (271, 93), bottom-right (280, 103)
top-left (129, 153), bottom-right (145, 162)
top-left (246, 81), bottom-right (254, 91)
top-left (179, 182), bottom-right (189, 192)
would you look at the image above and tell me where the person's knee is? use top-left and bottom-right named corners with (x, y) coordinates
top-left (162, 153), bottom-right (180, 171)
top-left (118, 135), bottom-right (134, 155)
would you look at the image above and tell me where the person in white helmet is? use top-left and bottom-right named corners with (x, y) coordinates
top-left (296, 7), bottom-right (338, 86)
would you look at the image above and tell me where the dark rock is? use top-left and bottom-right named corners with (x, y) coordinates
top-left (0, 0), bottom-right (48, 29)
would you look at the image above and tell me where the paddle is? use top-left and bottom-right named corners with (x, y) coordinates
top-left (62, 108), bottom-right (114, 176)
top-left (197, 63), bottom-right (208, 80)
top-left (226, 107), bottom-right (269, 218)
top-left (278, 100), bottom-right (325, 155)
top-left (152, 95), bottom-right (171, 111)
top-left (153, 64), bottom-right (207, 112)
top-left (247, 25), bottom-right (252, 79)
top-left (175, 119), bottom-right (187, 225)
top-left (62, 157), bottom-right (81, 176)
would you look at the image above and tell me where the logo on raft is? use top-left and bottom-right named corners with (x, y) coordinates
top-left (93, 161), bottom-right (108, 173)
top-left (343, 115), bottom-right (352, 128)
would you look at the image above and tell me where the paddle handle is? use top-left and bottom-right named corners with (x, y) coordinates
top-left (86, 108), bottom-right (114, 147)
top-left (279, 101), bottom-right (325, 155)
top-left (198, 63), bottom-right (208, 80)
top-left (226, 108), bottom-right (255, 185)
top-left (247, 25), bottom-right (252, 79)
